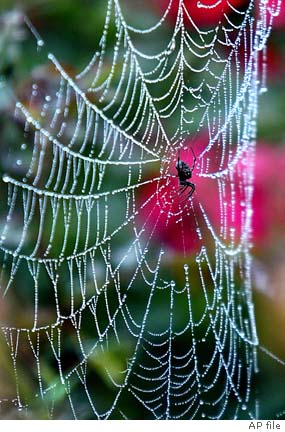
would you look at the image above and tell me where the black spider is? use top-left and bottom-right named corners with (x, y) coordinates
top-left (176, 147), bottom-right (196, 200)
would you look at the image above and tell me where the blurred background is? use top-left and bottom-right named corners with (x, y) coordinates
top-left (0, 0), bottom-right (284, 420)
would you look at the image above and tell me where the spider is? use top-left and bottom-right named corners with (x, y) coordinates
top-left (176, 147), bottom-right (196, 200)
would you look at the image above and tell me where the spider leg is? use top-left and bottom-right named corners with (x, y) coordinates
top-left (187, 190), bottom-right (194, 200)
top-left (187, 182), bottom-right (195, 198)
top-left (180, 182), bottom-right (195, 202)
top-left (181, 193), bottom-right (192, 204)
top-left (178, 180), bottom-right (188, 194)
top-left (179, 184), bottom-right (188, 195)
top-left (190, 147), bottom-right (197, 172)
top-left (180, 194), bottom-right (189, 204)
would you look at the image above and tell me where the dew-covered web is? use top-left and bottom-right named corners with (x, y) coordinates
top-left (0, 0), bottom-right (282, 420)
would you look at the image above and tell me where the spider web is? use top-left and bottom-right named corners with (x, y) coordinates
top-left (0, 0), bottom-right (282, 420)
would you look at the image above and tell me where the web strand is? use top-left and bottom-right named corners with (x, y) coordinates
top-left (0, 0), bottom-right (281, 420)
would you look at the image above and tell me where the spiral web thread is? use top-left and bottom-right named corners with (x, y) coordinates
top-left (0, 0), bottom-right (282, 419)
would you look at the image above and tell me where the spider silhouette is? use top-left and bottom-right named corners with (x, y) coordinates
top-left (176, 147), bottom-right (196, 200)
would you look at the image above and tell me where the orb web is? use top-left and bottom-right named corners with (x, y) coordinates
top-left (0, 0), bottom-right (282, 420)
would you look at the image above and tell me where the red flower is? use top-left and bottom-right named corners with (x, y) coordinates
top-left (137, 136), bottom-right (247, 254)
top-left (154, 0), bottom-right (248, 28)
top-left (266, 0), bottom-right (285, 78)
top-left (137, 139), bottom-right (284, 255)
top-left (252, 144), bottom-right (285, 248)
top-left (267, 0), bottom-right (285, 28)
